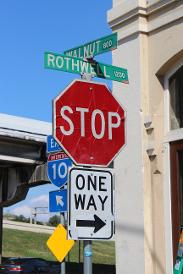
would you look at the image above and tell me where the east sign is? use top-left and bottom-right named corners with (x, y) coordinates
top-left (53, 79), bottom-right (125, 167)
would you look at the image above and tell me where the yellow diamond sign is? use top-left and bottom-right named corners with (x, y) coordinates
top-left (47, 224), bottom-right (75, 262)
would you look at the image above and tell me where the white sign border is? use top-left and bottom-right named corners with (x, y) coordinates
top-left (52, 78), bottom-right (127, 168)
top-left (68, 167), bottom-right (114, 240)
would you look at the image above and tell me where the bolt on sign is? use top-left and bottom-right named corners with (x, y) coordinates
top-left (53, 79), bottom-right (126, 167)
top-left (68, 168), bottom-right (114, 240)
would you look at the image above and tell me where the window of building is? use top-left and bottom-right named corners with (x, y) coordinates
top-left (168, 65), bottom-right (183, 262)
top-left (164, 59), bottom-right (183, 270)
top-left (170, 141), bottom-right (183, 261)
top-left (169, 66), bottom-right (183, 129)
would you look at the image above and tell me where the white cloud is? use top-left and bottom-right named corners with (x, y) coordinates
top-left (30, 195), bottom-right (49, 207)
top-left (11, 205), bottom-right (31, 218)
top-left (5, 194), bottom-right (51, 222)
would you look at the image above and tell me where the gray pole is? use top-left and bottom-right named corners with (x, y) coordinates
top-left (83, 240), bottom-right (92, 274)
top-left (80, 71), bottom-right (93, 274)
top-left (60, 213), bottom-right (66, 274)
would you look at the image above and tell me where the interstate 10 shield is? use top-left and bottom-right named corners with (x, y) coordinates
top-left (47, 152), bottom-right (72, 188)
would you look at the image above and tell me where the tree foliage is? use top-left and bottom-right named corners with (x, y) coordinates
top-left (47, 215), bottom-right (60, 227)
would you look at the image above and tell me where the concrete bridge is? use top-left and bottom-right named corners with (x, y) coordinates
top-left (0, 113), bottom-right (52, 262)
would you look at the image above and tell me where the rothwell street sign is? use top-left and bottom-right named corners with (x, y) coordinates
top-left (53, 79), bottom-right (126, 167)
top-left (47, 151), bottom-right (72, 187)
top-left (44, 52), bottom-right (128, 83)
top-left (64, 33), bottom-right (117, 59)
top-left (68, 168), bottom-right (114, 240)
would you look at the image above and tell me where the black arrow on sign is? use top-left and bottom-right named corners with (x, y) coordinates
top-left (76, 214), bottom-right (106, 233)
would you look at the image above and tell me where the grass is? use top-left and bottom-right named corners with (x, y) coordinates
top-left (2, 228), bottom-right (115, 265)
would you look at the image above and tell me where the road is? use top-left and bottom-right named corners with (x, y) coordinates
top-left (3, 219), bottom-right (55, 234)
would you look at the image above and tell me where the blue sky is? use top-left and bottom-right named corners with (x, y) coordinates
top-left (1, 0), bottom-right (113, 221)
top-left (0, 0), bottom-right (112, 121)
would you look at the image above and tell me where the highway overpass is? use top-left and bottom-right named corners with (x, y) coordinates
top-left (0, 113), bottom-right (52, 262)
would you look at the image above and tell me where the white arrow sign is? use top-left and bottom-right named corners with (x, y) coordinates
top-left (68, 168), bottom-right (114, 240)
top-left (56, 195), bottom-right (64, 207)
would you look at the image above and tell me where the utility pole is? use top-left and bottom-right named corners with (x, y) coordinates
top-left (30, 207), bottom-right (49, 224)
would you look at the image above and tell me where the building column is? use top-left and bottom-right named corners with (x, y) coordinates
top-left (108, 1), bottom-right (154, 273)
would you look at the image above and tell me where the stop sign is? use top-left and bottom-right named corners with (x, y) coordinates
top-left (53, 79), bottom-right (125, 167)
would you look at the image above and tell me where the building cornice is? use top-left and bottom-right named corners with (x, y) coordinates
top-left (108, 0), bottom-right (183, 40)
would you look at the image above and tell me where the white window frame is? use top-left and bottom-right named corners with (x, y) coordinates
top-left (163, 58), bottom-right (183, 273)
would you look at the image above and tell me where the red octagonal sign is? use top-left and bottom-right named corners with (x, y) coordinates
top-left (53, 79), bottom-right (126, 167)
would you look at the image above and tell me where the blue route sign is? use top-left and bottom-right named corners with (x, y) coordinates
top-left (49, 189), bottom-right (67, 212)
top-left (47, 135), bottom-right (62, 153)
top-left (47, 157), bottom-right (72, 188)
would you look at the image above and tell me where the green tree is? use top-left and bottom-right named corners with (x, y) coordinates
top-left (47, 215), bottom-right (60, 227)
top-left (14, 214), bottom-right (28, 222)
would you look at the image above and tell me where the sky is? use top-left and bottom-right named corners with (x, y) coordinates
top-left (0, 0), bottom-right (113, 221)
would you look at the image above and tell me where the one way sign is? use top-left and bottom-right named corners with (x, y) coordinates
top-left (68, 168), bottom-right (114, 240)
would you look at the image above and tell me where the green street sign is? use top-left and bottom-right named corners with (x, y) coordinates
top-left (44, 52), bottom-right (128, 83)
top-left (64, 33), bottom-right (117, 59)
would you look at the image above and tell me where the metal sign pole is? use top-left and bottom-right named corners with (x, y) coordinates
top-left (81, 71), bottom-right (93, 274)
top-left (83, 240), bottom-right (92, 274)
top-left (60, 212), bottom-right (66, 274)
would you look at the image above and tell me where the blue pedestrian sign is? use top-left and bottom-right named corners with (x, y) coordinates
top-left (47, 154), bottom-right (72, 188)
top-left (49, 189), bottom-right (67, 212)
top-left (47, 135), bottom-right (62, 153)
